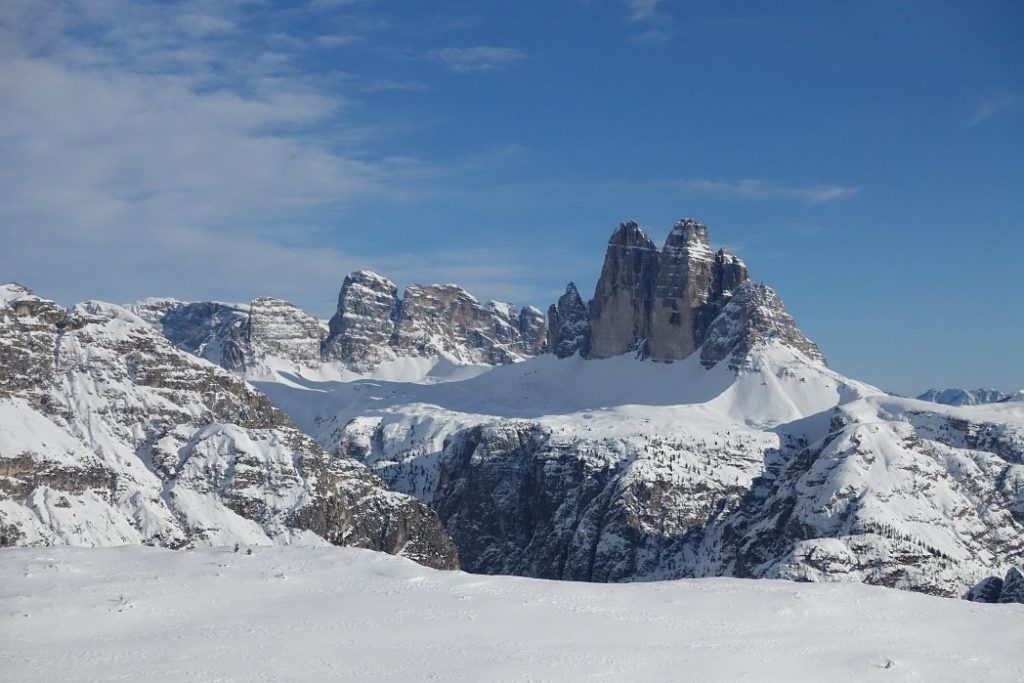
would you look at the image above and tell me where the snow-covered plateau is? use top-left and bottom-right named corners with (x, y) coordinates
top-left (2, 544), bottom-right (1022, 683)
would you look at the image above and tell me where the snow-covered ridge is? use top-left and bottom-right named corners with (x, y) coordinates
top-left (917, 387), bottom-right (1013, 406)
top-left (0, 285), bottom-right (457, 567)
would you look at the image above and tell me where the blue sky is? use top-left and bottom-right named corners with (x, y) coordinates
top-left (0, 0), bottom-right (1021, 394)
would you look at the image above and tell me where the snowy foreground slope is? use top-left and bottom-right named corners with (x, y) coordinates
top-left (2, 545), bottom-right (1022, 683)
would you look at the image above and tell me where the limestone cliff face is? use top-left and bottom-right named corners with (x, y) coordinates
top-left (392, 285), bottom-right (525, 365)
top-left (133, 297), bottom-right (324, 373)
top-left (587, 221), bottom-right (659, 358)
top-left (647, 219), bottom-right (718, 361)
top-left (586, 218), bottom-right (752, 363)
top-left (322, 275), bottom-right (543, 370)
top-left (517, 306), bottom-right (547, 355)
top-left (322, 271), bottom-right (401, 372)
top-left (547, 282), bottom-right (589, 358)
top-left (247, 297), bottom-right (324, 367)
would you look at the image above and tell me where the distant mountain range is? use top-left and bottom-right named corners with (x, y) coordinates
top-left (2, 217), bottom-right (1021, 603)
top-left (917, 388), bottom-right (1014, 406)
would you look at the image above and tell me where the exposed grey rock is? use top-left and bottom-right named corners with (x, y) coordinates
top-left (322, 270), bottom-right (400, 372)
top-left (320, 271), bottom-right (542, 371)
top-left (966, 576), bottom-right (1004, 602)
top-left (0, 285), bottom-right (458, 569)
top-left (648, 219), bottom-right (718, 361)
top-left (247, 297), bottom-right (324, 367)
top-left (998, 566), bottom-right (1024, 603)
top-left (431, 419), bottom-right (775, 581)
top-left (587, 221), bottom-right (659, 359)
top-left (699, 281), bottom-right (826, 369)
top-left (518, 306), bottom-right (547, 355)
top-left (142, 300), bottom-right (250, 371)
top-left (392, 284), bottom-right (527, 366)
top-left (134, 297), bottom-right (324, 373)
top-left (918, 388), bottom-right (1010, 406)
top-left (0, 283), bottom-right (67, 397)
top-left (546, 282), bottom-right (590, 358)
top-left (586, 218), bottom-right (753, 363)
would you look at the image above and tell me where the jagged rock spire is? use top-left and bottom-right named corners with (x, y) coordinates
top-left (586, 217), bottom-right (759, 363)
top-left (547, 282), bottom-right (589, 358)
top-left (587, 221), bottom-right (660, 358)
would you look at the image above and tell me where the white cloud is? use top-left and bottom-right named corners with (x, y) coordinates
top-left (967, 94), bottom-right (1017, 126)
top-left (0, 1), bottom-right (447, 311)
top-left (175, 13), bottom-right (236, 37)
top-left (361, 79), bottom-right (430, 93)
top-left (680, 179), bottom-right (857, 204)
top-left (428, 46), bottom-right (527, 72)
top-left (622, 0), bottom-right (665, 22)
top-left (0, 2), bottom-right (589, 313)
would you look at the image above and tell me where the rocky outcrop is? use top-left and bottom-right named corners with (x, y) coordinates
top-left (647, 219), bottom-right (717, 361)
top-left (967, 566), bottom-right (1024, 603)
top-left (322, 274), bottom-right (543, 371)
top-left (0, 284), bottom-right (67, 397)
top-left (699, 281), bottom-right (825, 369)
top-left (918, 388), bottom-right (1010, 406)
top-left (586, 218), bottom-right (754, 363)
top-left (392, 285), bottom-right (527, 365)
top-left (966, 576), bottom-right (1005, 602)
top-left (546, 283), bottom-right (589, 358)
top-left (247, 297), bottom-right (324, 367)
top-left (998, 566), bottom-right (1024, 603)
top-left (322, 270), bottom-right (401, 372)
top-left (432, 419), bottom-right (775, 581)
top-left (0, 285), bottom-right (457, 569)
top-left (518, 306), bottom-right (547, 355)
top-left (587, 221), bottom-right (659, 359)
top-left (133, 297), bottom-right (323, 373)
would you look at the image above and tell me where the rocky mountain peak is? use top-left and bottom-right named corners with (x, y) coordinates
top-left (518, 306), bottom-right (547, 355)
top-left (247, 297), bottom-right (324, 367)
top-left (579, 217), bottom-right (824, 367)
top-left (665, 217), bottom-right (712, 254)
top-left (587, 218), bottom-right (761, 362)
top-left (322, 272), bottom-right (542, 371)
top-left (699, 281), bottom-right (825, 369)
top-left (547, 282), bottom-right (590, 358)
top-left (608, 220), bottom-right (657, 250)
top-left (323, 271), bottom-right (400, 372)
top-left (588, 222), bottom-right (661, 358)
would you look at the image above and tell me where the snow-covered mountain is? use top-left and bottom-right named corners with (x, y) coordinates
top-left (0, 284), bottom-right (456, 568)
top-left (917, 388), bottom-right (1011, 406)
top-left (4, 216), bottom-right (1022, 602)
top-left (131, 270), bottom-right (546, 381)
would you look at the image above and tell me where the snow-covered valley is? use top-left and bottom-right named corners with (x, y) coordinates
top-left (2, 545), bottom-right (1022, 683)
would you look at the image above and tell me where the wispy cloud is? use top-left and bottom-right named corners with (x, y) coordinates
top-left (428, 46), bottom-right (527, 72)
top-left (968, 94), bottom-right (1017, 126)
top-left (622, 0), bottom-right (665, 22)
top-left (0, 1), bottom-right (454, 311)
top-left (679, 179), bottom-right (857, 205)
top-left (361, 78), bottom-right (430, 93)
top-left (618, 0), bottom-right (673, 43)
